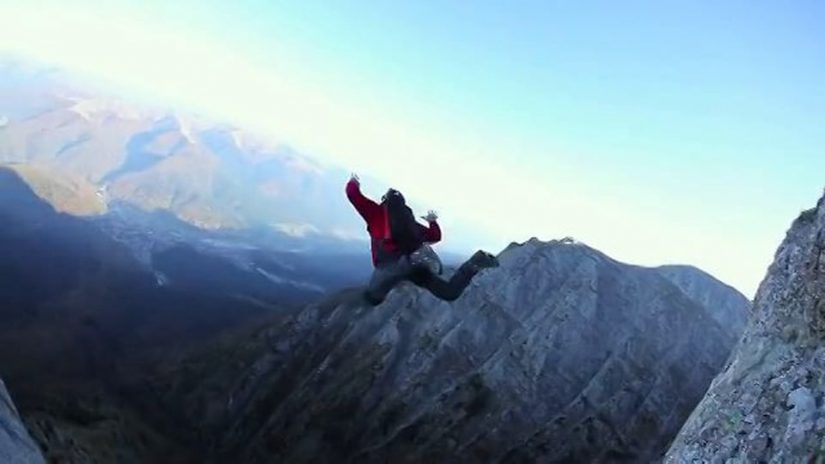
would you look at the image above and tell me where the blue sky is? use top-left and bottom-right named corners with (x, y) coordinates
top-left (1, 0), bottom-right (824, 296)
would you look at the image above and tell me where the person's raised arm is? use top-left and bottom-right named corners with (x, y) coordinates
top-left (346, 173), bottom-right (381, 222)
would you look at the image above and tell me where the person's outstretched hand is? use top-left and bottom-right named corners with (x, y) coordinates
top-left (421, 210), bottom-right (438, 223)
top-left (349, 173), bottom-right (360, 185)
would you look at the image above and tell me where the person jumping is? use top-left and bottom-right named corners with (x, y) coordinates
top-left (346, 173), bottom-right (498, 305)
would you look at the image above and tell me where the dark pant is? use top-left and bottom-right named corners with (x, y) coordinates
top-left (364, 255), bottom-right (480, 305)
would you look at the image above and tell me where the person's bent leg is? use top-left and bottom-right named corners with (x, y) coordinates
top-left (411, 268), bottom-right (462, 301)
top-left (413, 251), bottom-right (499, 302)
top-left (364, 266), bottom-right (399, 305)
top-left (364, 259), bottom-right (413, 305)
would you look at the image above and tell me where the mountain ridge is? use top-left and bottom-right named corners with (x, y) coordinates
top-left (141, 236), bottom-right (748, 463)
top-left (0, 165), bottom-right (751, 462)
top-left (656, 264), bottom-right (751, 338)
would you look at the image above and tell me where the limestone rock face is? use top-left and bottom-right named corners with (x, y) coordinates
top-left (0, 379), bottom-right (45, 464)
top-left (666, 194), bottom-right (825, 463)
top-left (163, 239), bottom-right (745, 463)
top-left (656, 264), bottom-right (751, 339)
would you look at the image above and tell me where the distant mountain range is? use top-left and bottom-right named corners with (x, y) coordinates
top-left (0, 58), bottom-right (369, 239)
top-left (0, 57), bottom-right (484, 267)
top-left (0, 97), bottom-right (360, 234)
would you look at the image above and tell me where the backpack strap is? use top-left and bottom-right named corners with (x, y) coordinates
top-left (374, 205), bottom-right (399, 265)
top-left (383, 204), bottom-right (392, 240)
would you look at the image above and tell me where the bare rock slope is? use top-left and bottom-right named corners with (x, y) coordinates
top-left (666, 192), bottom-right (825, 462)
top-left (157, 238), bottom-right (747, 463)
top-left (0, 379), bottom-right (44, 464)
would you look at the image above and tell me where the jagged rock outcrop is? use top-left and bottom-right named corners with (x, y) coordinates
top-left (666, 193), bottom-right (825, 462)
top-left (656, 265), bottom-right (751, 339)
top-left (155, 238), bottom-right (747, 463)
top-left (0, 378), bottom-right (45, 464)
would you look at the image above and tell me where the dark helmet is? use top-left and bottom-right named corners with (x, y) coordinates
top-left (382, 188), bottom-right (405, 205)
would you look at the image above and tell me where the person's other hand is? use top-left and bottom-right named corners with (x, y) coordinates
top-left (421, 210), bottom-right (438, 223)
top-left (349, 173), bottom-right (360, 185)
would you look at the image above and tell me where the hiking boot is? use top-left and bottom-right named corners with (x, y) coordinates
top-left (470, 250), bottom-right (499, 271)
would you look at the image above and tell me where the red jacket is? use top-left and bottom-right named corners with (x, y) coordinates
top-left (346, 179), bottom-right (441, 265)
